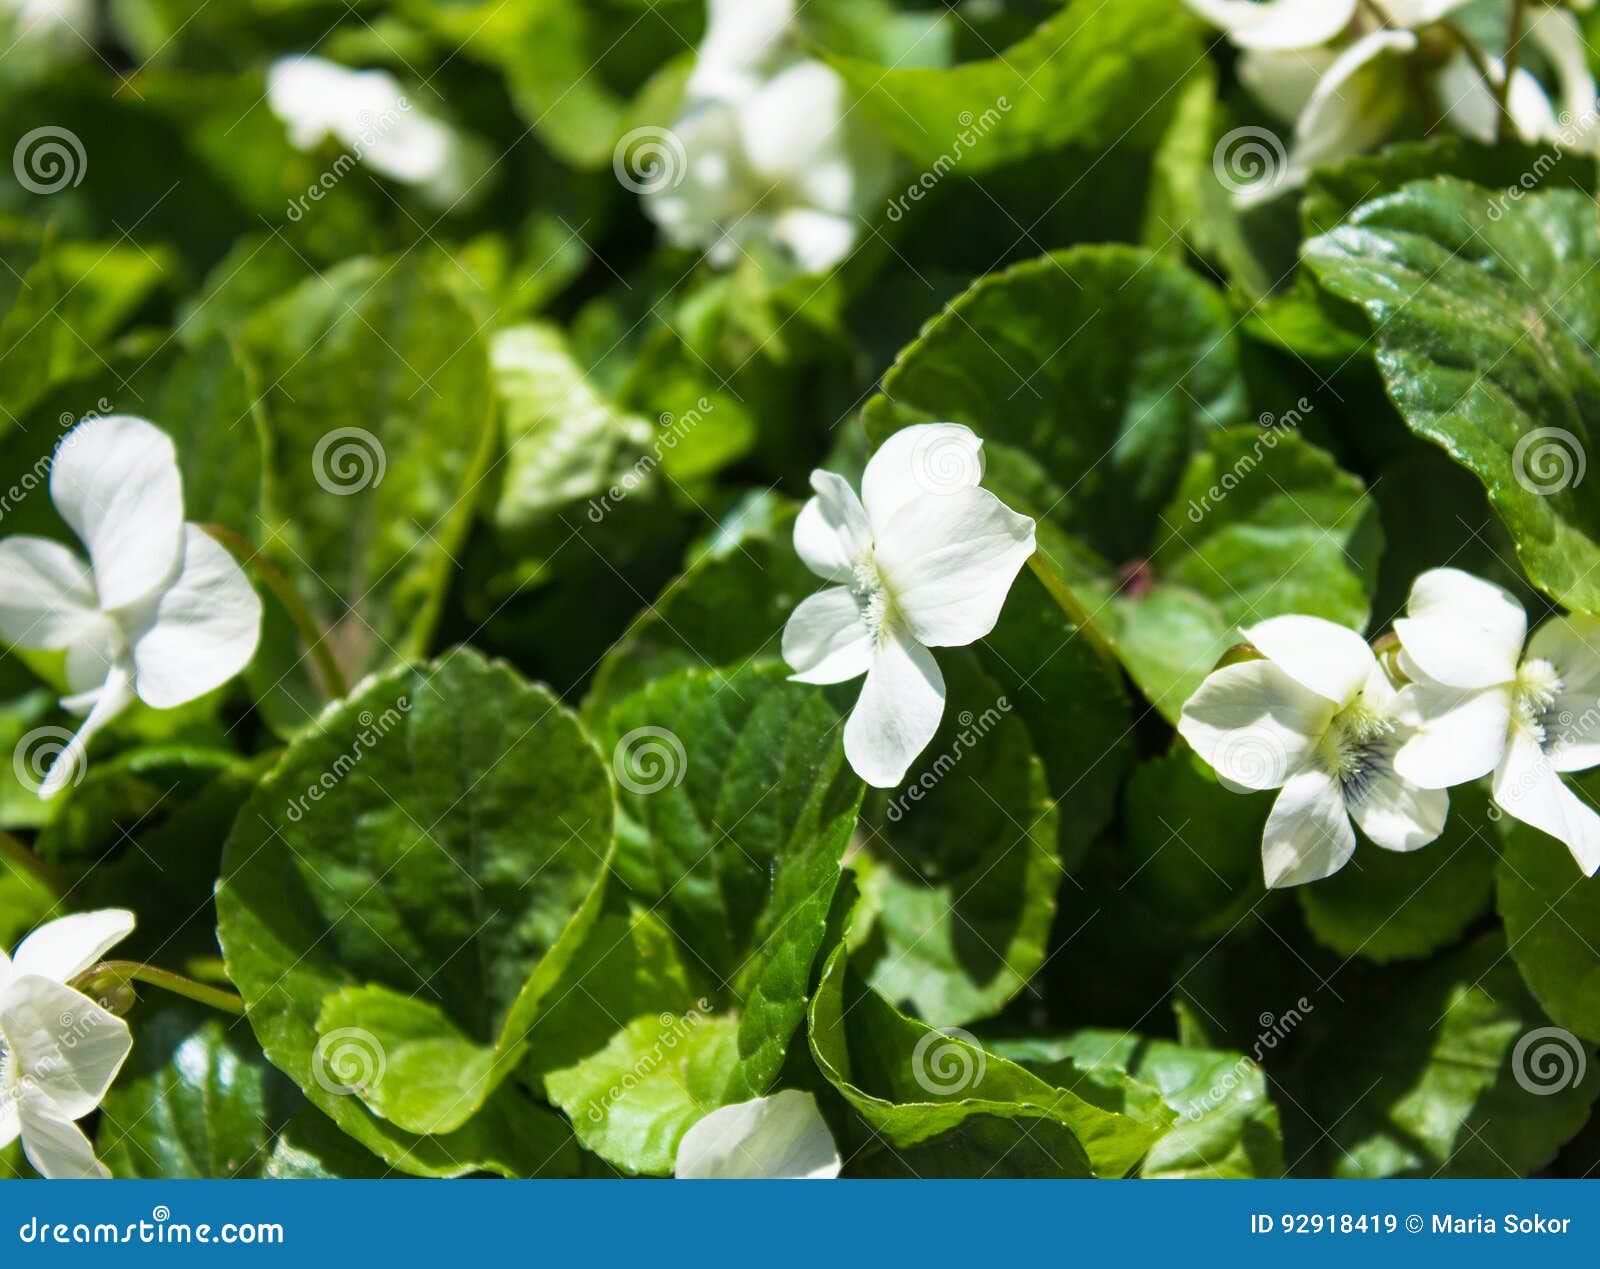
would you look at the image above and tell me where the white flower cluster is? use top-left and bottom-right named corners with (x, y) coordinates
top-left (1189, 0), bottom-right (1599, 205)
top-left (643, 0), bottom-right (893, 273)
top-left (1182, 568), bottom-right (1600, 888)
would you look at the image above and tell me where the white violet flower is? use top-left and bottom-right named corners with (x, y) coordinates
top-left (1190, 1), bottom-right (1599, 206)
top-left (642, 0), bottom-right (892, 274)
top-left (782, 423), bottom-right (1036, 789)
top-left (1393, 568), bottom-right (1600, 876)
top-left (1179, 615), bottom-right (1448, 888)
top-left (675, 1090), bottom-right (841, 1179)
top-left (0, 415), bottom-right (262, 798)
top-left (0, 910), bottom-right (136, 1180)
top-left (267, 55), bottom-right (485, 209)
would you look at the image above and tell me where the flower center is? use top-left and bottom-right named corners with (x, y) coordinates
top-left (1513, 657), bottom-right (1564, 750)
top-left (851, 555), bottom-right (897, 647)
top-left (1318, 699), bottom-right (1397, 803)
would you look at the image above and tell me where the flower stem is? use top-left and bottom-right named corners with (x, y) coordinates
top-left (0, 828), bottom-right (68, 896)
top-left (73, 960), bottom-right (246, 1017)
top-left (1494, 0), bottom-right (1528, 142)
top-left (200, 523), bottom-right (349, 701)
top-left (1026, 553), bottom-right (1124, 681)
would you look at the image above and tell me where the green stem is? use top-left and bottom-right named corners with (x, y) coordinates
top-left (0, 828), bottom-right (68, 896)
top-left (1026, 553), bottom-right (1123, 681)
top-left (1494, 0), bottom-right (1528, 142)
top-left (200, 523), bottom-right (349, 701)
top-left (73, 960), bottom-right (246, 1017)
top-left (1440, 18), bottom-right (1520, 142)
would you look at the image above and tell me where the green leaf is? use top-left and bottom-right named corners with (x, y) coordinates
top-left (490, 323), bottom-right (654, 539)
top-left (866, 246), bottom-right (1246, 567)
top-left (244, 255), bottom-right (496, 681)
top-left (216, 650), bottom-right (607, 1176)
top-left (1497, 781), bottom-right (1600, 1043)
top-left (851, 652), bottom-right (1060, 1028)
top-left (995, 1032), bottom-right (1286, 1179)
top-left (531, 665), bottom-right (862, 1176)
top-left (829, 0), bottom-right (1199, 174)
top-left (809, 943), bottom-right (1173, 1178)
top-left (1303, 177), bottom-right (1600, 613)
top-left (1300, 934), bottom-right (1598, 1178)
top-left (98, 1005), bottom-right (305, 1179)
top-left (1299, 783), bottom-right (1497, 963)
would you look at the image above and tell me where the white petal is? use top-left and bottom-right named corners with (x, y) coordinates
top-left (267, 55), bottom-right (353, 149)
top-left (783, 587), bottom-right (872, 685)
top-left (1178, 660), bottom-right (1331, 791)
top-left (0, 1081), bottom-right (16, 1152)
top-left (1378, 0), bottom-right (1476, 25)
top-left (0, 976), bottom-right (132, 1118)
top-left (844, 628), bottom-right (945, 789)
top-left (1494, 729), bottom-right (1600, 876)
top-left (860, 424), bottom-right (984, 535)
top-left (690, 0), bottom-right (794, 94)
top-left (1347, 764), bottom-right (1449, 852)
top-left (1393, 681), bottom-right (1512, 788)
top-left (129, 525), bottom-right (262, 710)
top-left (37, 662), bottom-right (137, 799)
top-left (794, 470), bottom-right (871, 583)
top-left (0, 536), bottom-right (102, 650)
top-left (741, 62), bottom-right (851, 182)
top-left (1262, 767), bottom-right (1357, 888)
top-left (874, 488), bottom-right (1036, 648)
top-left (50, 415), bottom-right (184, 612)
top-left (1434, 52), bottom-right (1505, 144)
top-left (675, 1090), bottom-right (840, 1179)
top-left (12, 909), bottom-right (135, 984)
top-left (1237, 47), bottom-right (1338, 123)
top-left (1527, 6), bottom-right (1598, 126)
top-left (1294, 30), bottom-right (1415, 156)
top-left (770, 208), bottom-right (858, 274)
top-left (1242, 614), bottom-right (1375, 704)
top-left (16, 1085), bottom-right (110, 1180)
top-left (1395, 567), bottom-right (1525, 690)
top-left (1184, 0), bottom-right (1357, 50)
